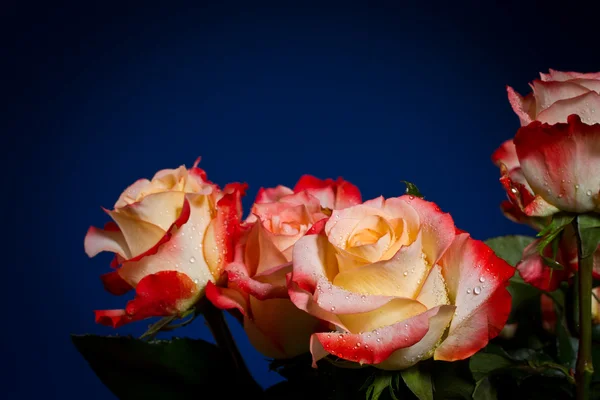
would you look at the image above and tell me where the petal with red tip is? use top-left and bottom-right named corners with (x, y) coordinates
top-left (515, 115), bottom-right (600, 214)
top-left (507, 86), bottom-right (535, 126)
top-left (294, 175), bottom-right (362, 210)
top-left (205, 281), bottom-right (249, 316)
top-left (100, 271), bottom-right (133, 295)
top-left (376, 305), bottom-right (455, 370)
top-left (313, 305), bottom-right (454, 366)
top-left (516, 239), bottom-right (571, 291)
top-left (95, 270), bottom-right (198, 328)
top-left (117, 194), bottom-right (213, 288)
top-left (434, 233), bottom-right (514, 361)
top-left (254, 185), bottom-right (294, 204)
top-left (203, 183), bottom-right (247, 278)
top-left (401, 196), bottom-right (455, 265)
top-left (491, 139), bottom-right (519, 172)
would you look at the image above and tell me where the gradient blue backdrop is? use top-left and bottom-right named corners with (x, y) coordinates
top-left (5, 1), bottom-right (600, 398)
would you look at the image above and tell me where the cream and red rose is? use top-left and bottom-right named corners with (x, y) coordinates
top-left (288, 195), bottom-right (514, 369)
top-left (207, 176), bottom-right (361, 359)
top-left (494, 69), bottom-right (600, 217)
top-left (84, 160), bottom-right (245, 328)
top-left (493, 70), bottom-right (600, 290)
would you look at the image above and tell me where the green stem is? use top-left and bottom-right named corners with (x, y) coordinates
top-left (202, 299), bottom-right (260, 391)
top-left (575, 220), bottom-right (594, 400)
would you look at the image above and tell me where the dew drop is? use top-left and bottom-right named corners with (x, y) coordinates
top-left (355, 343), bottom-right (361, 348)
top-left (467, 288), bottom-right (472, 294)
top-left (189, 256), bottom-right (196, 263)
top-left (345, 295), bottom-right (350, 300)
top-left (587, 190), bottom-right (593, 196)
top-left (331, 306), bottom-right (336, 311)
top-left (474, 286), bottom-right (481, 295)
top-left (510, 187), bottom-right (518, 194)
top-left (409, 195), bottom-right (415, 200)
top-left (193, 279), bottom-right (199, 284)
top-left (403, 271), bottom-right (408, 277)
top-left (376, 338), bottom-right (381, 342)
top-left (479, 276), bottom-right (485, 283)
top-left (576, 184), bottom-right (580, 190)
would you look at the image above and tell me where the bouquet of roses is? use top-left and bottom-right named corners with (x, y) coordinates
top-left (73, 69), bottom-right (600, 400)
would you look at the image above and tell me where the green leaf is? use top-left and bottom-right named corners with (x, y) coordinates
top-left (469, 353), bottom-right (513, 381)
top-left (401, 365), bottom-right (433, 400)
top-left (402, 181), bottom-right (424, 198)
top-left (472, 377), bottom-right (497, 400)
top-left (485, 235), bottom-right (535, 267)
top-left (364, 373), bottom-right (393, 400)
top-left (431, 360), bottom-right (474, 399)
top-left (537, 214), bottom-right (574, 239)
top-left (72, 335), bottom-right (259, 399)
top-left (556, 318), bottom-right (578, 369)
top-left (577, 214), bottom-right (600, 259)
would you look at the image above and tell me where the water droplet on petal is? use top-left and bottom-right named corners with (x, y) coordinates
top-left (403, 271), bottom-right (408, 277)
top-left (587, 190), bottom-right (593, 196)
top-left (189, 256), bottom-right (196, 263)
top-left (467, 288), bottom-right (472, 294)
top-left (576, 184), bottom-right (580, 190)
top-left (474, 286), bottom-right (481, 295)
top-left (331, 306), bottom-right (336, 311)
top-left (479, 276), bottom-right (485, 283)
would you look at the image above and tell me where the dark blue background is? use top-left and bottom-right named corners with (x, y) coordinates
top-left (5, 1), bottom-right (600, 398)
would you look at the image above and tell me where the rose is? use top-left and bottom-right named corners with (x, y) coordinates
top-left (207, 175), bottom-right (361, 358)
top-left (493, 69), bottom-right (600, 217)
top-left (84, 159), bottom-right (246, 328)
top-left (506, 69), bottom-right (600, 127)
top-left (288, 195), bottom-right (514, 369)
top-left (492, 70), bottom-right (600, 289)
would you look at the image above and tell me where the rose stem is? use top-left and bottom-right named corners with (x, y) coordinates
top-left (202, 299), bottom-right (260, 391)
top-left (575, 220), bottom-right (594, 400)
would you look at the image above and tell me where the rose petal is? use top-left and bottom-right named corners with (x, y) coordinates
top-left (537, 91), bottom-right (600, 125)
top-left (115, 191), bottom-right (187, 231)
top-left (95, 270), bottom-right (198, 328)
top-left (399, 196), bottom-right (455, 265)
top-left (84, 225), bottom-right (131, 259)
top-left (333, 232), bottom-right (428, 298)
top-left (313, 305), bottom-right (454, 366)
top-left (517, 239), bottom-right (572, 291)
top-left (376, 305), bottom-right (455, 370)
top-left (114, 178), bottom-right (151, 208)
top-left (531, 80), bottom-right (591, 116)
top-left (541, 69), bottom-right (600, 82)
top-left (293, 175), bottom-right (362, 210)
top-left (507, 86), bottom-right (535, 126)
top-left (106, 210), bottom-right (167, 259)
top-left (100, 271), bottom-right (133, 295)
top-left (244, 297), bottom-right (321, 359)
top-left (416, 264), bottom-right (450, 309)
top-left (206, 280), bottom-right (249, 316)
top-left (117, 194), bottom-right (214, 288)
top-left (203, 183), bottom-right (247, 278)
top-left (515, 115), bottom-right (600, 214)
top-left (434, 233), bottom-right (514, 361)
top-left (337, 298), bottom-right (427, 334)
top-left (254, 185), bottom-right (295, 204)
top-left (491, 139), bottom-right (519, 172)
top-left (244, 222), bottom-right (290, 276)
